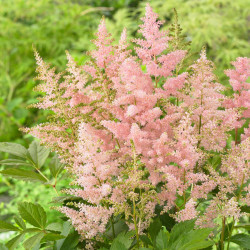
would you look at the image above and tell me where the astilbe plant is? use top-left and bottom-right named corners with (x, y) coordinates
top-left (21, 3), bottom-right (249, 248)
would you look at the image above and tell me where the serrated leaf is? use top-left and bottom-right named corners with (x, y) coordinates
top-left (49, 155), bottom-right (64, 178)
top-left (106, 219), bottom-right (128, 239)
top-left (0, 159), bottom-right (32, 167)
top-left (41, 233), bottom-right (65, 242)
top-left (149, 217), bottom-right (162, 245)
top-left (18, 202), bottom-right (47, 229)
top-left (230, 233), bottom-right (250, 249)
top-left (111, 231), bottom-right (133, 249)
top-left (23, 228), bottom-right (42, 233)
top-left (168, 219), bottom-right (195, 246)
top-left (0, 168), bottom-right (47, 183)
top-left (110, 241), bottom-right (127, 250)
top-left (6, 234), bottom-right (25, 250)
top-left (55, 221), bottom-right (73, 250)
top-left (171, 228), bottom-right (213, 250)
top-left (14, 216), bottom-right (26, 230)
top-left (28, 141), bottom-right (50, 168)
top-left (156, 227), bottom-right (169, 250)
top-left (0, 220), bottom-right (20, 233)
top-left (49, 195), bottom-right (80, 204)
top-left (23, 232), bottom-right (44, 250)
top-left (60, 231), bottom-right (80, 250)
top-left (46, 222), bottom-right (63, 232)
top-left (140, 235), bottom-right (153, 246)
top-left (0, 142), bottom-right (28, 158)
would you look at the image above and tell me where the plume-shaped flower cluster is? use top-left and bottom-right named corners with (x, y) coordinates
top-left (23, 3), bottom-right (250, 242)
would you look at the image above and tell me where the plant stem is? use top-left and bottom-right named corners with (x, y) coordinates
top-left (110, 215), bottom-right (116, 238)
top-left (221, 217), bottom-right (226, 250)
top-left (226, 220), bottom-right (235, 250)
top-left (183, 169), bottom-right (186, 205)
top-left (133, 198), bottom-right (140, 249)
top-left (227, 174), bottom-right (245, 250)
top-left (235, 127), bottom-right (238, 145)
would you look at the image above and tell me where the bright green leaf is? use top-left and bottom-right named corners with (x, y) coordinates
top-left (60, 231), bottom-right (80, 250)
top-left (55, 221), bottom-right (72, 250)
top-left (18, 202), bottom-right (47, 229)
top-left (230, 233), bottom-right (250, 249)
top-left (23, 232), bottom-right (44, 250)
top-left (28, 141), bottom-right (50, 168)
top-left (0, 168), bottom-right (47, 183)
top-left (6, 234), bottom-right (25, 250)
top-left (0, 159), bottom-right (32, 167)
top-left (41, 233), bottom-right (65, 242)
top-left (14, 216), bottom-right (26, 230)
top-left (156, 227), bottom-right (169, 250)
top-left (171, 228), bottom-right (213, 250)
top-left (0, 142), bottom-right (28, 158)
top-left (46, 222), bottom-right (63, 232)
top-left (23, 228), bottom-right (42, 233)
top-left (168, 219), bottom-right (195, 247)
top-left (149, 217), bottom-right (162, 245)
top-left (110, 241), bottom-right (127, 250)
top-left (110, 231), bottom-right (133, 250)
top-left (49, 155), bottom-right (64, 178)
top-left (0, 220), bottom-right (20, 233)
top-left (0, 243), bottom-right (8, 250)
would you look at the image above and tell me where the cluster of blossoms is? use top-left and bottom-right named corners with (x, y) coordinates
top-left (23, 4), bottom-right (249, 241)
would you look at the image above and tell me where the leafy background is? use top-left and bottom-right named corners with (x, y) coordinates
top-left (0, 0), bottom-right (249, 248)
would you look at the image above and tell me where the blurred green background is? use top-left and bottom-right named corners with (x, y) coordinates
top-left (0, 0), bottom-right (249, 245)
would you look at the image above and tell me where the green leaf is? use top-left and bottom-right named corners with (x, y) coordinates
top-left (18, 202), bottom-right (47, 229)
top-left (110, 231), bottom-right (133, 250)
top-left (60, 231), bottom-right (80, 250)
top-left (0, 243), bottom-right (8, 250)
top-left (23, 232), bottom-right (45, 250)
top-left (46, 222), bottom-right (63, 232)
top-left (0, 168), bottom-right (47, 183)
top-left (158, 211), bottom-right (176, 232)
top-left (149, 217), bottom-right (162, 245)
top-left (156, 227), bottom-right (169, 250)
top-left (49, 155), bottom-right (64, 178)
top-left (111, 241), bottom-right (127, 250)
top-left (235, 223), bottom-right (250, 230)
top-left (28, 141), bottom-right (50, 168)
top-left (23, 228), bottom-right (42, 233)
top-left (171, 228), bottom-right (213, 250)
top-left (0, 159), bottom-right (32, 167)
top-left (56, 221), bottom-right (72, 250)
top-left (223, 222), bottom-right (234, 240)
top-left (41, 233), bottom-right (65, 242)
top-left (0, 142), bottom-right (28, 158)
top-left (230, 233), bottom-right (250, 249)
top-left (168, 219), bottom-right (195, 246)
top-left (6, 234), bottom-right (25, 250)
top-left (14, 216), bottom-right (26, 230)
top-left (106, 219), bottom-right (129, 239)
top-left (0, 220), bottom-right (20, 233)
top-left (240, 205), bottom-right (250, 213)
top-left (140, 235), bottom-right (153, 247)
